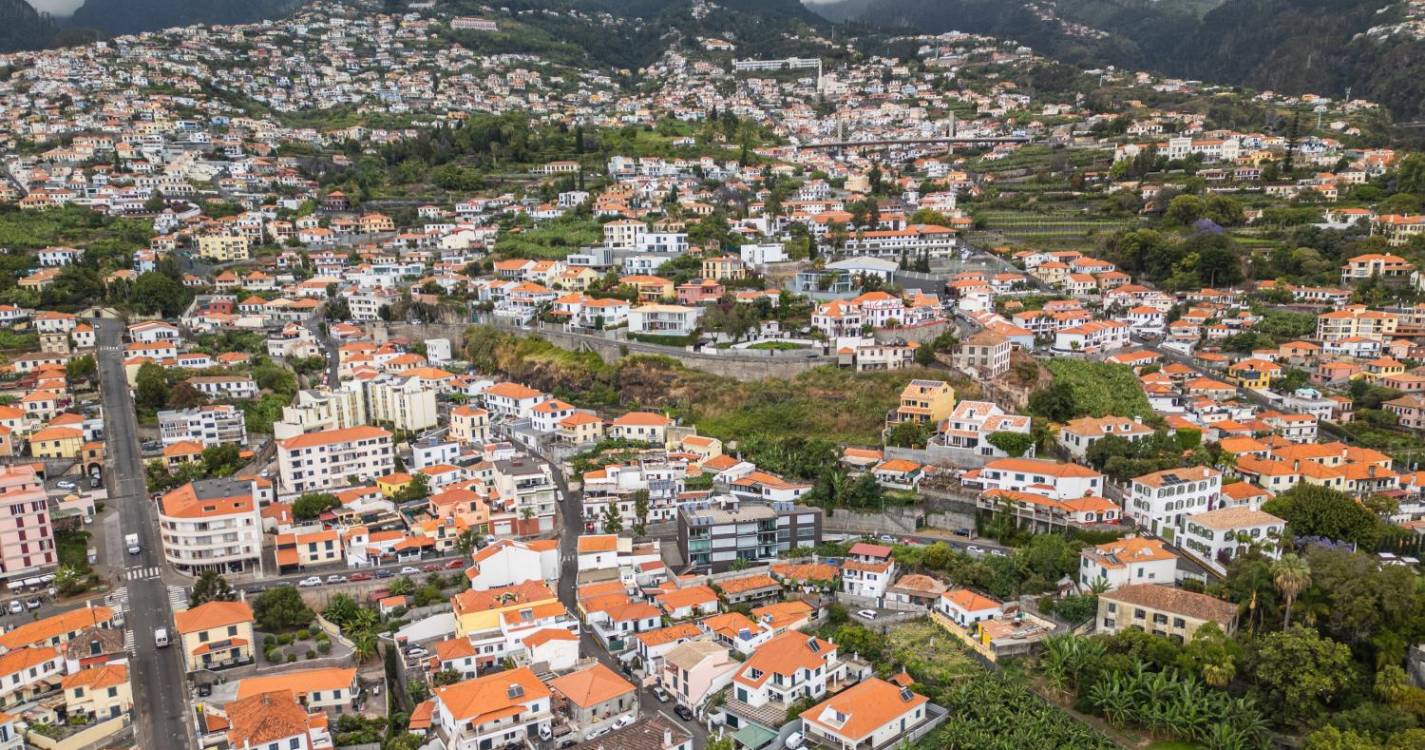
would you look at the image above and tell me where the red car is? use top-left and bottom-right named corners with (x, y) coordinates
top-left (348, 572), bottom-right (373, 582)
top-left (444, 559), bottom-right (465, 570)
top-left (422, 563), bottom-right (440, 573)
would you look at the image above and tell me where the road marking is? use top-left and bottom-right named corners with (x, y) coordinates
top-left (167, 585), bottom-right (189, 612)
top-left (122, 628), bottom-right (134, 653)
top-left (125, 566), bottom-right (160, 581)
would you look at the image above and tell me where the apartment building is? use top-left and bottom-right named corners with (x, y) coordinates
top-left (1340, 252), bottom-right (1415, 284)
top-left (276, 426), bottom-right (395, 494)
top-left (367, 375), bottom-right (440, 432)
top-left (187, 375), bottom-right (259, 401)
top-left (450, 405), bottom-right (492, 445)
top-left (490, 458), bottom-right (556, 534)
top-left (61, 663), bottom-right (132, 721)
top-left (975, 458), bottom-right (1103, 501)
top-left (1315, 305), bottom-right (1398, 342)
top-left (431, 667), bottom-right (553, 750)
top-left (677, 496), bottom-right (822, 572)
top-left (158, 478), bottom-right (263, 575)
top-left (277, 386), bottom-right (367, 437)
top-left (173, 600), bottom-right (255, 672)
top-left (1123, 466), bottom-right (1222, 538)
top-left (1078, 537), bottom-right (1179, 591)
top-left (1097, 584), bottom-right (1238, 641)
top-left (0, 465), bottom-right (55, 579)
top-left (158, 404), bottom-right (249, 447)
top-left (196, 234), bottom-right (251, 262)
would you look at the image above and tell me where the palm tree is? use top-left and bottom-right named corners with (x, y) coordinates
top-left (1272, 553), bottom-right (1311, 628)
top-left (351, 631), bottom-right (377, 663)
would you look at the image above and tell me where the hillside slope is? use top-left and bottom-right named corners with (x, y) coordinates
top-left (809, 0), bottom-right (1425, 119)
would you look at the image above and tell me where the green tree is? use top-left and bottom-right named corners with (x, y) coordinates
top-left (293, 493), bottom-right (341, 521)
top-left (130, 271), bottom-right (192, 317)
top-left (632, 490), bottom-right (649, 536)
top-left (1263, 484), bottom-right (1384, 547)
top-left (65, 355), bottom-right (96, 381)
top-left (601, 499), bottom-right (623, 533)
top-left (134, 363), bottom-right (170, 411)
top-left (1271, 553), bottom-right (1311, 628)
top-left (252, 586), bottom-right (315, 632)
top-left (189, 571), bottom-right (237, 606)
top-left (1248, 625), bottom-right (1354, 727)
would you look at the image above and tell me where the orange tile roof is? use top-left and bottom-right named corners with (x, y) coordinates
top-left (547, 663), bottom-right (635, 708)
top-left (173, 600), bottom-right (254, 635)
top-left (434, 667), bottom-right (551, 722)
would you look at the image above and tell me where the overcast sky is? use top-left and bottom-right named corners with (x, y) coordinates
top-left (28, 0), bottom-right (84, 16)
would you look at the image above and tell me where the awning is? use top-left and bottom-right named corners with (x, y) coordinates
top-left (731, 723), bottom-right (777, 750)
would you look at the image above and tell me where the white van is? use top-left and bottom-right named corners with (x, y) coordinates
top-left (154, 628), bottom-right (169, 648)
top-left (125, 534), bottom-right (140, 555)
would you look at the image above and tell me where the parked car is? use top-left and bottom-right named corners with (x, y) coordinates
top-left (374, 569), bottom-right (395, 579)
top-left (558, 740), bottom-right (579, 749)
top-left (652, 687), bottom-right (670, 703)
top-left (673, 705), bottom-right (694, 721)
top-left (55, 480), bottom-right (75, 490)
top-left (25, 598), bottom-right (40, 611)
top-left (877, 534), bottom-right (895, 543)
top-left (298, 576), bottom-right (323, 587)
top-left (444, 559), bottom-right (465, 570)
top-left (856, 609), bottom-right (878, 620)
top-left (399, 566), bottom-right (420, 576)
top-left (325, 574), bottom-right (347, 584)
top-left (421, 563), bottom-right (440, 573)
top-left (349, 572), bottom-right (373, 582)
top-left (6, 601), bottom-right (21, 615)
top-left (785, 731), bottom-right (805, 749)
top-left (612, 715), bottom-right (634, 729)
top-left (537, 725), bottom-right (552, 741)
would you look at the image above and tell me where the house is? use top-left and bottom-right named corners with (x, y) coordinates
top-left (61, 663), bottom-right (132, 722)
top-left (1097, 584), bottom-right (1238, 640)
top-left (725, 632), bottom-right (843, 735)
top-left (430, 667), bottom-right (553, 749)
top-left (936, 589), bottom-right (1003, 628)
top-left (799, 678), bottom-right (933, 750)
top-left (1079, 537), bottom-right (1179, 591)
top-left (976, 458), bottom-right (1103, 500)
top-left (841, 542), bottom-right (896, 602)
top-left (547, 663), bottom-right (638, 740)
top-left (628, 304), bottom-right (702, 336)
top-left (1057, 417), bottom-right (1153, 460)
top-left (887, 379), bottom-right (956, 426)
top-left (235, 667), bottom-right (360, 714)
top-left (654, 585), bottom-right (720, 620)
top-left (955, 330), bottom-right (1011, 378)
top-left (1180, 507), bottom-right (1285, 573)
top-left (0, 647), bottom-right (63, 706)
top-left (173, 600), bottom-right (255, 672)
top-left (221, 689), bottom-right (329, 750)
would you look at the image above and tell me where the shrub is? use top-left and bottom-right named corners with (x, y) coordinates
top-left (306, 649), bottom-right (317, 660)
top-left (318, 641), bottom-right (332, 655)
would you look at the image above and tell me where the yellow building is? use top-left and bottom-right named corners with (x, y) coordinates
top-left (62, 664), bottom-right (132, 721)
top-left (451, 580), bottom-right (558, 638)
top-left (890, 379), bottom-right (956, 425)
top-left (701, 255), bottom-right (746, 281)
top-left (173, 600), bottom-right (255, 673)
top-left (196, 234), bottom-right (252, 263)
top-left (28, 426), bottom-right (84, 459)
top-left (376, 471), bottom-right (413, 498)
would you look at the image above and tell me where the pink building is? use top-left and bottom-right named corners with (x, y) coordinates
top-left (0, 465), bottom-right (55, 578)
top-left (676, 279), bottom-right (725, 305)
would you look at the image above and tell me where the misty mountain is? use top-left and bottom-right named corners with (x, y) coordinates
top-left (66, 0), bottom-right (301, 36)
top-left (0, 0), bottom-right (58, 52)
top-left (806, 0), bottom-right (1425, 120)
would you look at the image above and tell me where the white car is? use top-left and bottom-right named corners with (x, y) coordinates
top-left (325, 574), bottom-right (347, 584)
top-left (856, 609), bottom-right (878, 621)
top-left (298, 576), bottom-right (323, 587)
top-left (5, 601), bottom-right (20, 615)
top-left (399, 566), bottom-right (421, 576)
top-left (55, 480), bottom-right (76, 490)
top-left (612, 714), bottom-right (634, 729)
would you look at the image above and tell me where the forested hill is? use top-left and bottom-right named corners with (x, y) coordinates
top-left (0, 0), bottom-right (57, 52)
top-left (807, 0), bottom-right (1425, 121)
top-left (65, 0), bottom-right (302, 36)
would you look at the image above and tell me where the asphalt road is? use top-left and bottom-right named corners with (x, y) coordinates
top-left (527, 447), bottom-right (709, 745)
top-left (96, 319), bottom-right (193, 749)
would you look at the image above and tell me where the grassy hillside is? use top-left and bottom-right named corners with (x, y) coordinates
top-left (463, 325), bottom-right (974, 445)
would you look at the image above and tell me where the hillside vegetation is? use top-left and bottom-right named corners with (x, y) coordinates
top-left (462, 324), bottom-right (971, 445)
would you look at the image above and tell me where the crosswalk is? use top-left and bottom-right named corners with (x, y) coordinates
top-left (125, 566), bottom-right (161, 581)
top-left (167, 585), bottom-right (188, 612)
top-left (99, 345), bottom-right (123, 353)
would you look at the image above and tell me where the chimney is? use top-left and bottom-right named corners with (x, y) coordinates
top-left (664, 729), bottom-right (674, 747)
